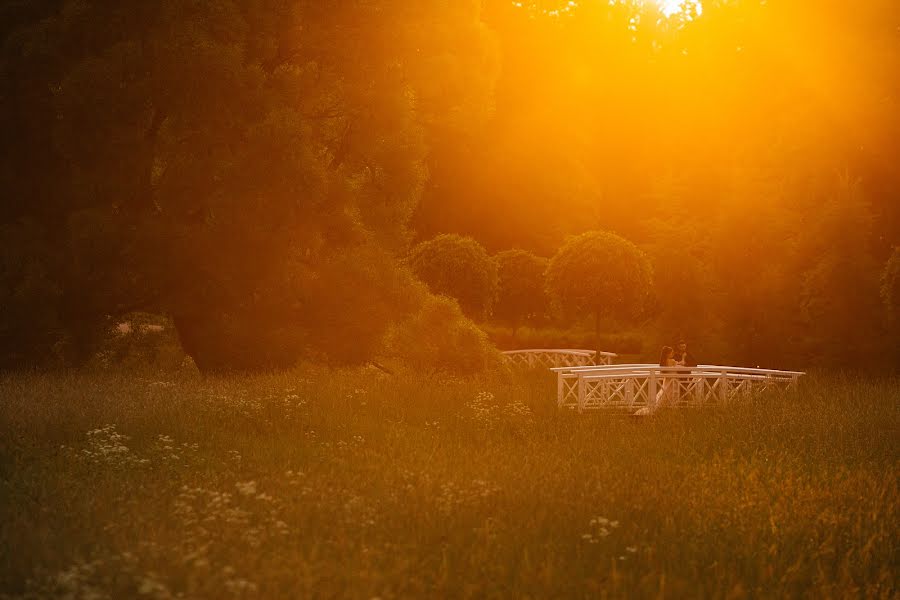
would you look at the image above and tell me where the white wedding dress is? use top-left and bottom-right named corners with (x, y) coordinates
top-left (634, 360), bottom-right (678, 416)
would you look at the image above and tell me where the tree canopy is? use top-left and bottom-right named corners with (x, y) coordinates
top-left (545, 231), bottom-right (653, 351)
top-left (408, 234), bottom-right (498, 319)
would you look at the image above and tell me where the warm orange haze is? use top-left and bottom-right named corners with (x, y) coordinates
top-left (0, 0), bottom-right (898, 598)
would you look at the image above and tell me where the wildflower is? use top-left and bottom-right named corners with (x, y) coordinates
top-left (235, 481), bottom-right (257, 496)
top-left (224, 578), bottom-right (258, 595)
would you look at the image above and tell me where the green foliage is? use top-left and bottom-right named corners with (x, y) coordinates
top-left (882, 247), bottom-right (900, 328)
top-left (0, 0), bottom-right (499, 371)
top-left (1, 0), bottom-right (897, 371)
top-left (408, 234), bottom-right (499, 318)
top-left (545, 230), bottom-right (653, 325)
top-left (170, 244), bottom-right (422, 372)
top-left (89, 312), bottom-right (191, 373)
top-left (0, 220), bottom-right (63, 367)
top-left (482, 323), bottom-right (644, 354)
top-left (381, 290), bottom-right (502, 375)
top-left (798, 178), bottom-right (883, 365)
top-left (492, 249), bottom-right (549, 329)
top-left (0, 372), bottom-right (897, 596)
top-left (640, 198), bottom-right (716, 354)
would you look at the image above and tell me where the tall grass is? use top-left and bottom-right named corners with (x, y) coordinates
top-left (1, 369), bottom-right (897, 598)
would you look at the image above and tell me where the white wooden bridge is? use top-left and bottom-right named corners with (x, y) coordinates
top-left (502, 349), bottom-right (618, 369)
top-left (553, 363), bottom-right (805, 412)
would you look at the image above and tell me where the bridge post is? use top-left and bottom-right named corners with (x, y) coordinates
top-left (625, 379), bottom-right (634, 408)
top-left (719, 369), bottom-right (728, 404)
top-left (557, 373), bottom-right (564, 408)
top-left (577, 375), bottom-right (586, 413)
top-left (648, 372), bottom-right (657, 410)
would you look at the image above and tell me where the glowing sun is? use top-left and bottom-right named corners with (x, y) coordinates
top-left (655, 0), bottom-right (690, 17)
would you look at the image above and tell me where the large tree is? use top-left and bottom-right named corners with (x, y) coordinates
top-left (0, 0), bottom-right (499, 371)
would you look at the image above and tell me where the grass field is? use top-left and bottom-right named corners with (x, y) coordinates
top-left (1, 369), bottom-right (897, 599)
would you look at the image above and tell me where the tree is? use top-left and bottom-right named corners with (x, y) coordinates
top-left (408, 234), bottom-right (498, 319)
top-left (492, 249), bottom-right (548, 336)
top-left (881, 247), bottom-right (900, 329)
top-left (798, 177), bottom-right (882, 365)
top-left (0, 219), bottom-right (63, 368)
top-left (545, 231), bottom-right (652, 353)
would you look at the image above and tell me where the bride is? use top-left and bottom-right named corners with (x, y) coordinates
top-left (634, 346), bottom-right (677, 416)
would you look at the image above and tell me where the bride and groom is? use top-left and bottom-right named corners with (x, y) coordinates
top-left (634, 340), bottom-right (695, 416)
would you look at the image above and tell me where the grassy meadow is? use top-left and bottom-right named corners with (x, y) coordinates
top-left (1, 369), bottom-right (897, 599)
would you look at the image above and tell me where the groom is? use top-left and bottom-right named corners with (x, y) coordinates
top-left (673, 340), bottom-right (696, 368)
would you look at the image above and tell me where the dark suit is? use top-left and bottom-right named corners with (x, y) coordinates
top-left (674, 351), bottom-right (696, 368)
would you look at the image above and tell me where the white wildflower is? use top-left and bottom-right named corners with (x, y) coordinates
top-left (235, 481), bottom-right (257, 496)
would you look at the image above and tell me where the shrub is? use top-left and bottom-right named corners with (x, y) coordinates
top-left (380, 290), bottom-right (502, 376)
top-left (89, 312), bottom-right (190, 373)
top-left (172, 243), bottom-right (418, 372)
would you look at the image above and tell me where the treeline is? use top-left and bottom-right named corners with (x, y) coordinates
top-left (410, 231), bottom-right (900, 369)
top-left (1, 0), bottom-right (898, 372)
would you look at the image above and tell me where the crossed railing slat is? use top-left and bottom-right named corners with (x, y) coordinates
top-left (553, 364), bottom-right (805, 412)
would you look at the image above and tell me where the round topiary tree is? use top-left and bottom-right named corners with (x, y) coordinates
top-left (545, 230), bottom-right (653, 352)
top-left (493, 249), bottom-right (549, 338)
top-left (408, 234), bottom-right (499, 318)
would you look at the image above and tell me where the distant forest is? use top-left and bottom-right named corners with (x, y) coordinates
top-left (2, 0), bottom-right (898, 372)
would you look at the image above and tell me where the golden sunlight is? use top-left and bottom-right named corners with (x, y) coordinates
top-left (655, 0), bottom-right (690, 17)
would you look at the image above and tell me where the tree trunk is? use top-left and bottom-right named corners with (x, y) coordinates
top-left (172, 311), bottom-right (305, 374)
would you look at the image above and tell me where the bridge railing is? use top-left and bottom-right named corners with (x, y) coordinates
top-left (501, 349), bottom-right (618, 369)
top-left (552, 364), bottom-right (804, 411)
